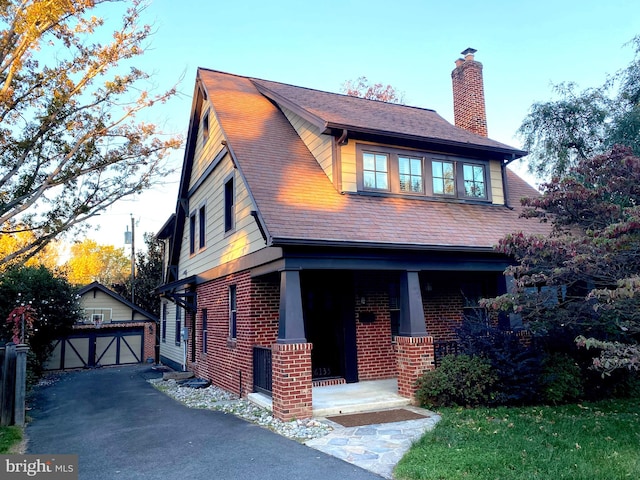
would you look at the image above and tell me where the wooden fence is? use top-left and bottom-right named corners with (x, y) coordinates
top-left (0, 343), bottom-right (29, 426)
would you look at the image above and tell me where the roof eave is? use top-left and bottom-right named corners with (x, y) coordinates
top-left (326, 123), bottom-right (527, 159)
top-left (270, 236), bottom-right (497, 254)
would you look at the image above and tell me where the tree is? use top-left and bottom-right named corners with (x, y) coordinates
top-left (484, 146), bottom-right (640, 374)
top-left (0, 226), bottom-right (59, 271)
top-left (64, 238), bottom-right (129, 286)
top-left (519, 36), bottom-right (640, 179)
top-left (0, 0), bottom-right (181, 267)
top-left (341, 76), bottom-right (405, 104)
top-left (0, 265), bottom-right (82, 376)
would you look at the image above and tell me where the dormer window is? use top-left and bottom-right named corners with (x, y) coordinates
top-left (363, 152), bottom-right (389, 190)
top-left (357, 144), bottom-right (490, 202)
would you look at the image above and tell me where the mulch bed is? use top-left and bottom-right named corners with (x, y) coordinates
top-left (327, 408), bottom-right (429, 427)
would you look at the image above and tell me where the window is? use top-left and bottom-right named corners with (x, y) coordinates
top-left (362, 152), bottom-right (389, 190)
top-left (357, 144), bottom-right (490, 201)
top-left (463, 163), bottom-right (486, 198)
top-left (189, 213), bottom-right (196, 254)
top-left (202, 111), bottom-right (209, 146)
top-left (175, 306), bottom-right (182, 346)
top-left (432, 160), bottom-right (455, 195)
top-left (229, 285), bottom-right (237, 339)
top-left (201, 308), bottom-right (208, 354)
top-left (161, 304), bottom-right (167, 343)
top-left (199, 205), bottom-right (206, 249)
top-left (399, 156), bottom-right (423, 193)
top-left (224, 177), bottom-right (235, 232)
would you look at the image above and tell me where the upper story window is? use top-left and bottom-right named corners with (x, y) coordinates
top-left (198, 204), bottom-right (206, 249)
top-left (357, 144), bottom-right (490, 202)
top-left (399, 156), bottom-right (423, 193)
top-left (202, 111), bottom-right (210, 147)
top-left (363, 152), bottom-right (389, 190)
top-left (189, 213), bottom-right (196, 255)
top-left (224, 176), bottom-right (235, 233)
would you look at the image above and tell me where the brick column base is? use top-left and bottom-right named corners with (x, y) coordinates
top-left (271, 342), bottom-right (313, 421)
top-left (396, 335), bottom-right (435, 399)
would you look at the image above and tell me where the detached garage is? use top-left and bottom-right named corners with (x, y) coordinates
top-left (45, 282), bottom-right (157, 370)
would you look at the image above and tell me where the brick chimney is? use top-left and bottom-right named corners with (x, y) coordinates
top-left (451, 48), bottom-right (488, 137)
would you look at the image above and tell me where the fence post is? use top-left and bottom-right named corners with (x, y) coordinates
top-left (0, 346), bottom-right (5, 420)
top-left (1, 343), bottom-right (16, 426)
top-left (14, 344), bottom-right (29, 427)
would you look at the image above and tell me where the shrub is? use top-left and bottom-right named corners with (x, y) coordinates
top-left (415, 354), bottom-right (497, 408)
top-left (456, 316), bottom-right (544, 405)
top-left (540, 352), bottom-right (584, 404)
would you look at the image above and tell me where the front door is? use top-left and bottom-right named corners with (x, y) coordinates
top-left (302, 271), bottom-right (357, 383)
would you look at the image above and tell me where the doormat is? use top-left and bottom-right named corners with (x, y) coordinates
top-left (326, 408), bottom-right (429, 427)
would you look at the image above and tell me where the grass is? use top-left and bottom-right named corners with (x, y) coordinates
top-left (395, 398), bottom-right (640, 480)
top-left (0, 426), bottom-right (22, 454)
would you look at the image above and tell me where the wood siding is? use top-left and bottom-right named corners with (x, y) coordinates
top-left (80, 290), bottom-right (151, 322)
top-left (281, 107), bottom-right (333, 182)
top-left (160, 300), bottom-right (184, 367)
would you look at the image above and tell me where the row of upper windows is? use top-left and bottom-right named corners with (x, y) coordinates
top-left (357, 145), bottom-right (491, 201)
top-left (188, 175), bottom-right (235, 257)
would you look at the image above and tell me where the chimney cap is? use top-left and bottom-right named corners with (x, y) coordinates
top-left (461, 47), bottom-right (477, 56)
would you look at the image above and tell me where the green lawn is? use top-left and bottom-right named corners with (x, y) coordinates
top-left (395, 398), bottom-right (640, 480)
top-left (0, 426), bottom-right (22, 454)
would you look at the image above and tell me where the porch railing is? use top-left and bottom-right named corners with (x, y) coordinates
top-left (252, 346), bottom-right (272, 396)
top-left (434, 340), bottom-right (460, 368)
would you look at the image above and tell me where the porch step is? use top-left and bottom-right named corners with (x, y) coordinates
top-left (247, 392), bottom-right (272, 411)
top-left (312, 379), bottom-right (411, 417)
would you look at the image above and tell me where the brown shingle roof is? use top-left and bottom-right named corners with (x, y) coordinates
top-left (199, 68), bottom-right (549, 250)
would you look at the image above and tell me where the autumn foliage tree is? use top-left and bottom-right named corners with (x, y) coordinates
top-left (485, 146), bottom-right (640, 374)
top-left (0, 0), bottom-right (181, 267)
top-left (63, 238), bottom-right (129, 286)
top-left (341, 76), bottom-right (405, 104)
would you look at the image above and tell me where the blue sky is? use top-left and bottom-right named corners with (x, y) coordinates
top-left (85, 0), bottom-right (640, 249)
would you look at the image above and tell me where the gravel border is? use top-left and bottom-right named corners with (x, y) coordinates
top-left (149, 378), bottom-right (333, 442)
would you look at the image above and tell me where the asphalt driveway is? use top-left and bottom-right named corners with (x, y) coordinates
top-left (26, 365), bottom-right (382, 480)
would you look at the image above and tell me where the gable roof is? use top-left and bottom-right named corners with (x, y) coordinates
top-left (78, 281), bottom-right (158, 322)
top-left (190, 68), bottom-right (549, 252)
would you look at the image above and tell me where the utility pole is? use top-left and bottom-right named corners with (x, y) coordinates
top-left (130, 214), bottom-right (135, 304)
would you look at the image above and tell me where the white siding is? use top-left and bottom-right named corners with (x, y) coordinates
top-left (281, 107), bottom-right (333, 182)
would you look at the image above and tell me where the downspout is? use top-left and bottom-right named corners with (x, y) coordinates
top-left (501, 157), bottom-right (513, 210)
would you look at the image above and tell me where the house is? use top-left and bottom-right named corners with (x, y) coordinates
top-left (157, 49), bottom-right (550, 421)
top-left (45, 282), bottom-right (157, 370)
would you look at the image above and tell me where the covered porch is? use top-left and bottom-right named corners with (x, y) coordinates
top-left (250, 246), bottom-right (511, 421)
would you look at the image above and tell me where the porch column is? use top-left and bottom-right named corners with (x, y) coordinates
top-left (396, 271), bottom-right (433, 401)
top-left (398, 270), bottom-right (427, 336)
top-left (271, 342), bottom-right (313, 421)
top-left (277, 269), bottom-right (306, 343)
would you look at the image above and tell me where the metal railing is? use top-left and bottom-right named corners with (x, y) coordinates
top-left (252, 346), bottom-right (272, 396)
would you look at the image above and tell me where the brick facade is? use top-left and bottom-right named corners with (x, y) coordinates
top-left (271, 342), bottom-right (313, 421)
top-left (182, 269), bottom-right (494, 420)
top-left (395, 335), bottom-right (435, 398)
top-left (354, 272), bottom-right (397, 380)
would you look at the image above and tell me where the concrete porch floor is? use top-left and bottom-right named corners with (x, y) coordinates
top-left (248, 378), bottom-right (411, 418)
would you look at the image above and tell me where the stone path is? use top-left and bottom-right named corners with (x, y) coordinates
top-left (306, 408), bottom-right (441, 479)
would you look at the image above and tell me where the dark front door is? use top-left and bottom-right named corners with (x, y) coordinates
top-left (302, 271), bottom-right (357, 383)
